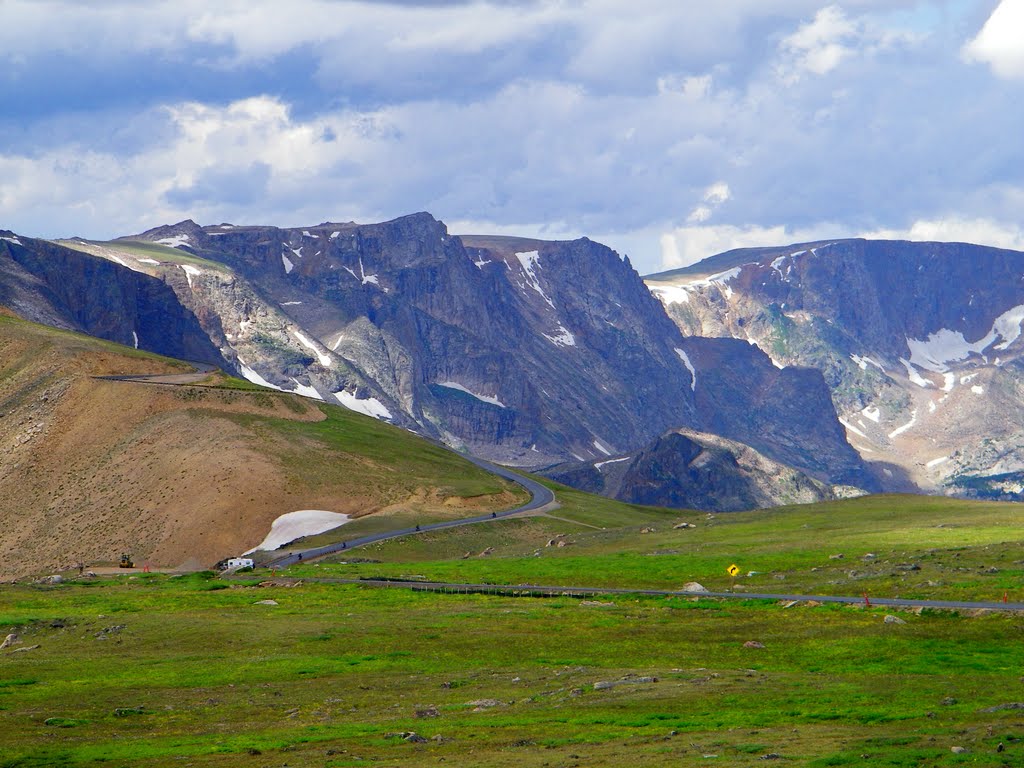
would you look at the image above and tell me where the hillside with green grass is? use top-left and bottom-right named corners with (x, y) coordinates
top-left (2, 492), bottom-right (1024, 767)
top-left (0, 315), bottom-right (525, 578)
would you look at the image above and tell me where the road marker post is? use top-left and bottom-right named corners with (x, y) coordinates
top-left (863, 592), bottom-right (871, 607)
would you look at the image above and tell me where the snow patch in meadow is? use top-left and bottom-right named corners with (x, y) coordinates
top-left (861, 406), bottom-right (880, 423)
top-left (292, 329), bottom-right (332, 367)
top-left (436, 382), bottom-right (505, 408)
top-left (335, 391), bottom-right (393, 420)
top-left (245, 510), bottom-right (351, 554)
top-left (137, 258), bottom-right (160, 265)
top-left (675, 348), bottom-right (697, 390)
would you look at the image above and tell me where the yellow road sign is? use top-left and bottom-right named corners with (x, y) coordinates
top-left (727, 564), bottom-right (740, 577)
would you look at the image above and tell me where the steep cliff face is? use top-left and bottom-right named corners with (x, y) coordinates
top-left (115, 215), bottom-right (706, 465)
top-left (0, 231), bottom-right (224, 366)
top-left (647, 239), bottom-right (1024, 498)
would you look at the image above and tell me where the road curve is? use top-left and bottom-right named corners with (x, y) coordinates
top-left (265, 455), bottom-right (556, 568)
top-left (308, 577), bottom-right (1024, 613)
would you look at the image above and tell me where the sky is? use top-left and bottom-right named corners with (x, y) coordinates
top-left (0, 0), bottom-right (1022, 274)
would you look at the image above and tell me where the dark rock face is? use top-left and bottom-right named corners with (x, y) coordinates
top-left (0, 233), bottom-right (224, 366)
top-left (545, 427), bottom-right (846, 513)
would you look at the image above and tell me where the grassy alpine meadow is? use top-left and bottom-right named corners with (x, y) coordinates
top-left (1, 571), bottom-right (1024, 768)
top-left (297, 491), bottom-right (1024, 603)
top-left (3, 494), bottom-right (1024, 766)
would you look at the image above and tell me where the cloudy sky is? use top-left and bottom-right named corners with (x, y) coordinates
top-left (1, 0), bottom-right (1021, 273)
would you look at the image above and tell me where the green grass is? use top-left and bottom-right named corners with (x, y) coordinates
top-left (1, 571), bottom-right (1022, 767)
top-left (58, 239), bottom-right (230, 271)
top-left (291, 493), bottom-right (1024, 603)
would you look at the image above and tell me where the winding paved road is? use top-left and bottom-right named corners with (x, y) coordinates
top-left (264, 455), bottom-right (556, 568)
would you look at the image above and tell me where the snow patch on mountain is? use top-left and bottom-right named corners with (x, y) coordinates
top-left (593, 439), bottom-right (612, 456)
top-left (888, 409), bottom-right (918, 439)
top-left (157, 234), bottom-right (191, 248)
top-left (675, 347), bottom-right (697, 390)
top-left (289, 379), bottom-right (322, 400)
top-left (179, 264), bottom-right (201, 289)
top-left (839, 418), bottom-right (867, 439)
top-left (543, 325), bottom-right (576, 347)
top-left (335, 390), bottom-right (393, 420)
top-left (648, 284), bottom-right (690, 305)
top-left (292, 329), bottom-right (332, 367)
top-left (595, 456), bottom-right (631, 470)
top-left (436, 381), bottom-right (505, 408)
top-left (515, 251), bottom-right (555, 309)
top-left (281, 254), bottom-right (294, 274)
top-left (900, 358), bottom-right (933, 388)
top-left (1, 235), bottom-right (23, 246)
top-left (906, 304), bottom-right (1024, 373)
top-left (851, 354), bottom-right (885, 372)
top-left (237, 359), bottom-right (282, 391)
top-left (862, 406), bottom-right (880, 422)
top-left (926, 456), bottom-right (949, 468)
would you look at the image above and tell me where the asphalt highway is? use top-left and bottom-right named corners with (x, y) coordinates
top-left (264, 454), bottom-right (556, 568)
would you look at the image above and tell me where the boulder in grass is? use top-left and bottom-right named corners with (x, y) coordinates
top-left (681, 582), bottom-right (708, 593)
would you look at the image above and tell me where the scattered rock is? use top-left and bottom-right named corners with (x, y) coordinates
top-left (951, 746), bottom-right (968, 754)
top-left (640, 527), bottom-right (655, 534)
top-left (895, 563), bottom-right (921, 571)
top-left (254, 599), bottom-right (279, 606)
top-left (580, 600), bottom-right (615, 607)
top-left (478, 547), bottom-right (494, 556)
top-left (113, 706), bottom-right (145, 717)
top-left (0, 633), bottom-right (18, 650)
top-left (744, 641), bottom-right (766, 649)
top-left (40, 575), bottom-right (63, 584)
top-left (861, 553), bottom-right (877, 561)
top-left (403, 732), bottom-right (429, 743)
top-left (673, 522), bottom-right (696, 529)
top-left (10, 644), bottom-right (39, 653)
top-left (980, 702), bottom-right (1024, 713)
top-left (828, 553), bottom-right (845, 560)
top-left (415, 706), bottom-right (440, 718)
top-left (555, 540), bottom-right (571, 548)
top-left (681, 582), bottom-right (708, 593)
top-left (983, 566), bottom-right (1000, 574)
top-left (759, 754), bottom-right (782, 761)
top-left (467, 699), bottom-right (503, 710)
top-left (779, 600), bottom-right (799, 609)
top-left (941, 697), bottom-right (957, 706)
top-left (883, 615), bottom-right (906, 625)
top-left (593, 676), bottom-right (657, 690)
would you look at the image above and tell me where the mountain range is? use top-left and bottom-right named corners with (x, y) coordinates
top-left (6, 216), bottom-right (1019, 520)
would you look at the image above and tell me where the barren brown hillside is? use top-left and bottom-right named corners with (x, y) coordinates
top-left (0, 316), bottom-right (523, 579)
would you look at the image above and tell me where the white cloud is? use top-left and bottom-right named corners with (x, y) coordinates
top-left (658, 221), bottom-right (843, 270)
top-left (963, 0), bottom-right (1024, 79)
top-left (778, 5), bottom-right (857, 81)
top-left (860, 216), bottom-right (1024, 251)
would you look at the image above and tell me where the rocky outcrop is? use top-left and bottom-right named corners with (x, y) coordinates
top-left (544, 427), bottom-right (859, 513)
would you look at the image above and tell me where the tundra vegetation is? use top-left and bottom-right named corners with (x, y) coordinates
top-left (2, 493), bottom-right (1023, 767)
